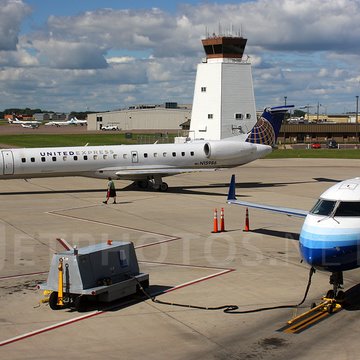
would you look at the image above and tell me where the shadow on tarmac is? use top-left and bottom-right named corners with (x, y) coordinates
top-left (0, 177), bottom-right (340, 197)
top-left (250, 228), bottom-right (300, 241)
top-left (65, 285), bottom-right (172, 313)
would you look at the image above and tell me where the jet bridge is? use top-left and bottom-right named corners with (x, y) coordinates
top-left (38, 240), bottom-right (149, 311)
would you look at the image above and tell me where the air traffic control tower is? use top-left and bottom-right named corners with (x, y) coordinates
top-left (189, 35), bottom-right (256, 140)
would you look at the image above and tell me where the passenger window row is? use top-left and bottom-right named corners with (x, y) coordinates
top-left (21, 154), bottom-right (119, 163)
top-left (143, 151), bottom-right (195, 158)
top-left (20, 151), bottom-right (196, 163)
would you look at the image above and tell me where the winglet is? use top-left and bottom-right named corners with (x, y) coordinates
top-left (227, 174), bottom-right (237, 201)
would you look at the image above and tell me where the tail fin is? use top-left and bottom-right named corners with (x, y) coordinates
top-left (246, 105), bottom-right (294, 146)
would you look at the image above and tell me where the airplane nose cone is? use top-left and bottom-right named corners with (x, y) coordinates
top-left (299, 220), bottom-right (360, 272)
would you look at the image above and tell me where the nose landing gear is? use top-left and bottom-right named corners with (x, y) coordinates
top-left (323, 271), bottom-right (344, 313)
top-left (326, 271), bottom-right (344, 301)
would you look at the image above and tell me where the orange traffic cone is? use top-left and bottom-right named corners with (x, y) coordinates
top-left (243, 207), bottom-right (250, 232)
top-left (220, 207), bottom-right (226, 232)
top-left (212, 208), bottom-right (219, 233)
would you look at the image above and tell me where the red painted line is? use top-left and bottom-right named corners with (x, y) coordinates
top-left (140, 260), bottom-right (235, 272)
top-left (164, 269), bottom-right (235, 294)
top-left (135, 236), bottom-right (181, 249)
top-left (0, 311), bottom-right (104, 347)
top-left (1, 209), bottom-right (235, 347)
top-left (0, 265), bottom-right (235, 347)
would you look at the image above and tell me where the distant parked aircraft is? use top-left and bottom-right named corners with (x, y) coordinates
top-left (45, 117), bottom-right (87, 127)
top-left (8, 117), bottom-right (41, 126)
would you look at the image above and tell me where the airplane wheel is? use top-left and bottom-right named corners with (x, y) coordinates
top-left (49, 291), bottom-right (61, 310)
top-left (336, 290), bottom-right (345, 302)
top-left (159, 182), bottom-right (168, 192)
top-left (74, 295), bottom-right (85, 312)
top-left (137, 180), bottom-right (149, 189)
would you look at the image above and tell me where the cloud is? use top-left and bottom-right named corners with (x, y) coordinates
top-left (1, 0), bottom-right (360, 113)
top-left (32, 38), bottom-right (108, 69)
top-left (0, 0), bottom-right (31, 51)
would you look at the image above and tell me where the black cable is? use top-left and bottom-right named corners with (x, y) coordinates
top-left (133, 266), bottom-right (316, 314)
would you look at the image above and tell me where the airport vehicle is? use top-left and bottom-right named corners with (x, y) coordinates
top-left (8, 117), bottom-right (42, 126)
top-left (311, 142), bottom-right (321, 149)
top-left (102, 125), bottom-right (120, 131)
top-left (45, 117), bottom-right (87, 126)
top-left (327, 139), bottom-right (338, 149)
top-left (38, 240), bottom-right (149, 311)
top-left (227, 175), bottom-right (360, 301)
top-left (0, 106), bottom-right (293, 191)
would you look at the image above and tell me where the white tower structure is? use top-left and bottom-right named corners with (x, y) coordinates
top-left (189, 35), bottom-right (256, 140)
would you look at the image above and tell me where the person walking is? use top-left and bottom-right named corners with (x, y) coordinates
top-left (103, 177), bottom-right (116, 204)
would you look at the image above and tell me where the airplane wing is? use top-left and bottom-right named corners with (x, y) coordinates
top-left (115, 167), bottom-right (221, 178)
top-left (226, 174), bottom-right (308, 218)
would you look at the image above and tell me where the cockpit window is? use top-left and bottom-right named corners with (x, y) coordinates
top-left (334, 202), bottom-right (360, 217)
top-left (310, 199), bottom-right (336, 216)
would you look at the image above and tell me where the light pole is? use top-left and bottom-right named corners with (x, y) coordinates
top-left (356, 95), bottom-right (359, 144)
top-left (317, 102), bottom-right (320, 122)
top-left (284, 96), bottom-right (287, 106)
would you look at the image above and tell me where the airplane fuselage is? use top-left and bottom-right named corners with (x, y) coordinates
top-left (0, 140), bottom-right (271, 180)
top-left (299, 178), bottom-right (360, 272)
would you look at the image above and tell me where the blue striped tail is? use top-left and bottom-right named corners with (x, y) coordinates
top-left (246, 105), bottom-right (294, 146)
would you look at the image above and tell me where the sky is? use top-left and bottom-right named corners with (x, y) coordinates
top-left (1, 0), bottom-right (360, 114)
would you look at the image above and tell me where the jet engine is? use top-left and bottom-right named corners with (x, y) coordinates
top-left (203, 141), bottom-right (254, 160)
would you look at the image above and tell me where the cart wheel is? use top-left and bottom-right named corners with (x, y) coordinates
top-left (74, 295), bottom-right (86, 312)
top-left (49, 291), bottom-right (61, 310)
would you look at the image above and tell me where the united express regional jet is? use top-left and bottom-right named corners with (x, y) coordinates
top-left (0, 106), bottom-right (292, 191)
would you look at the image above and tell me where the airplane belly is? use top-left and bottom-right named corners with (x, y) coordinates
top-left (299, 217), bottom-right (360, 272)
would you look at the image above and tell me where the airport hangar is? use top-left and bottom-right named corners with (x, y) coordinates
top-left (87, 102), bottom-right (191, 134)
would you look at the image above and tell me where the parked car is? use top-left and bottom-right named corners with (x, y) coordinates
top-left (311, 142), bottom-right (321, 149)
top-left (327, 139), bottom-right (338, 149)
top-left (101, 125), bottom-right (120, 131)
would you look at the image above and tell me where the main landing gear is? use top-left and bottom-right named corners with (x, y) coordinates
top-left (135, 176), bottom-right (169, 192)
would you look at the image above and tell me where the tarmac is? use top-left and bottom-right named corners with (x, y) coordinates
top-left (1, 158), bottom-right (360, 359)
